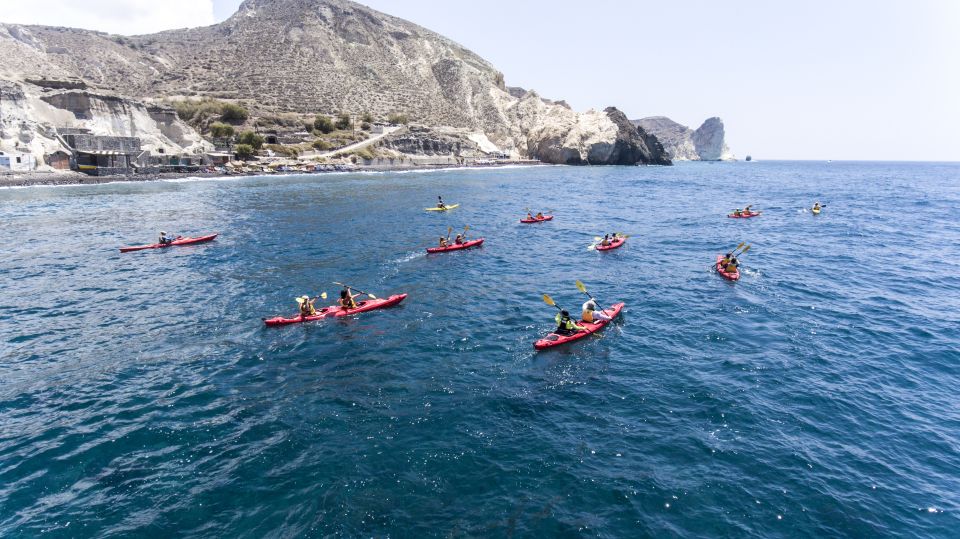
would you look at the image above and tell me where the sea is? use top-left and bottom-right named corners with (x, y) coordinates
top-left (1, 161), bottom-right (958, 537)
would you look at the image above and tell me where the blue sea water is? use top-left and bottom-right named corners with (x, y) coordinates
top-left (1, 161), bottom-right (958, 537)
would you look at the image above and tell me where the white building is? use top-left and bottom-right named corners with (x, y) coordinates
top-left (0, 150), bottom-right (37, 172)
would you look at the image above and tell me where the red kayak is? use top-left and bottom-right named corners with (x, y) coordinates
top-left (534, 302), bottom-right (625, 350)
top-left (520, 215), bottom-right (554, 223)
top-left (120, 234), bottom-right (218, 253)
top-left (596, 237), bottom-right (626, 251)
top-left (426, 238), bottom-right (484, 253)
top-left (716, 255), bottom-right (740, 281)
top-left (263, 293), bottom-right (408, 326)
top-left (727, 212), bottom-right (761, 219)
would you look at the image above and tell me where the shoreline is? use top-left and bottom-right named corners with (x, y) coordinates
top-left (0, 161), bottom-right (547, 188)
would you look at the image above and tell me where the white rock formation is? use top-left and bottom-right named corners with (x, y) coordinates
top-left (0, 80), bottom-right (211, 170)
top-left (632, 116), bottom-right (735, 161)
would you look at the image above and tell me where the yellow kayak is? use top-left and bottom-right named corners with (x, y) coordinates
top-left (425, 204), bottom-right (459, 212)
top-left (812, 207), bottom-right (821, 215)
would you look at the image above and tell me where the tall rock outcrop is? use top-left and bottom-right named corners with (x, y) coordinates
top-left (632, 116), bottom-right (734, 161)
top-left (0, 0), bottom-right (672, 166)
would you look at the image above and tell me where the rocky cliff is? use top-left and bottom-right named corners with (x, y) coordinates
top-left (632, 116), bottom-right (734, 161)
top-left (0, 0), bottom-right (671, 166)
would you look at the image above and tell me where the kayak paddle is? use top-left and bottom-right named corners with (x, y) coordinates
top-left (575, 280), bottom-right (605, 312)
top-left (332, 282), bottom-right (377, 299)
top-left (542, 294), bottom-right (563, 311)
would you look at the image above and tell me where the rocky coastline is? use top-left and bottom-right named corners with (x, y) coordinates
top-left (0, 159), bottom-right (547, 188)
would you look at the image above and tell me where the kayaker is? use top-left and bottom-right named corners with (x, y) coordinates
top-left (438, 236), bottom-right (448, 248)
top-left (527, 211), bottom-right (534, 220)
top-left (159, 231), bottom-right (174, 245)
top-left (535, 212), bottom-right (545, 219)
top-left (454, 233), bottom-right (464, 245)
top-left (555, 310), bottom-right (586, 336)
top-left (813, 201), bottom-right (821, 212)
top-left (581, 299), bottom-right (611, 323)
top-left (437, 196), bottom-right (446, 209)
top-left (296, 295), bottom-right (317, 317)
top-left (733, 208), bottom-right (743, 216)
top-left (339, 287), bottom-right (360, 309)
top-left (744, 205), bottom-right (754, 214)
top-left (600, 234), bottom-right (611, 247)
top-left (722, 252), bottom-right (740, 272)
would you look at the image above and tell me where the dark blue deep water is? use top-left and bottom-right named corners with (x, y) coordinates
top-left (1, 161), bottom-right (959, 537)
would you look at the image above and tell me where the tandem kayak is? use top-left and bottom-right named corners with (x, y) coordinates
top-left (120, 234), bottom-right (218, 253)
top-left (263, 293), bottom-right (408, 326)
top-left (534, 302), bottom-right (625, 350)
top-left (426, 238), bottom-right (484, 253)
top-left (728, 212), bottom-right (761, 219)
top-left (596, 237), bottom-right (626, 251)
top-left (520, 215), bottom-right (554, 223)
top-left (425, 204), bottom-right (460, 212)
top-left (716, 255), bottom-right (740, 281)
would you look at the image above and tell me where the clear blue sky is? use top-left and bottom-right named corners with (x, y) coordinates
top-left (211, 0), bottom-right (960, 161)
top-left (7, 0), bottom-right (957, 160)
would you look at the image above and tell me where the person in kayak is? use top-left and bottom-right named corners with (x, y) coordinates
top-left (813, 201), bottom-right (822, 212)
top-left (437, 196), bottom-right (446, 209)
top-left (296, 295), bottom-right (317, 317)
top-left (527, 211), bottom-right (534, 220)
top-left (721, 252), bottom-right (740, 272)
top-left (555, 310), bottom-right (586, 336)
top-left (732, 208), bottom-right (744, 217)
top-left (600, 234), bottom-right (611, 247)
top-left (438, 236), bottom-right (448, 248)
top-left (454, 233), bottom-right (464, 245)
top-left (535, 212), bottom-right (545, 219)
top-left (339, 287), bottom-right (360, 309)
top-left (744, 205), bottom-right (754, 214)
top-left (159, 231), bottom-right (175, 245)
top-left (581, 299), bottom-right (611, 323)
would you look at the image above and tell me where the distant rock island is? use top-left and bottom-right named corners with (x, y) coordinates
top-left (632, 117), bottom-right (735, 161)
top-left (0, 0), bottom-right (683, 175)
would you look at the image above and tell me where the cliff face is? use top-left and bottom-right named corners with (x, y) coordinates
top-left (0, 80), bottom-right (209, 161)
top-left (632, 116), bottom-right (734, 161)
top-left (0, 0), bottom-right (672, 166)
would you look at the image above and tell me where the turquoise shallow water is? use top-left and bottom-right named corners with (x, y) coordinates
top-left (1, 161), bottom-right (959, 537)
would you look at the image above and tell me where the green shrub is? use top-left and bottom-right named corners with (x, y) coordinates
top-left (360, 122), bottom-right (371, 131)
top-left (209, 122), bottom-right (235, 139)
top-left (354, 147), bottom-right (375, 160)
top-left (387, 113), bottom-right (408, 125)
top-left (220, 103), bottom-right (249, 123)
top-left (335, 113), bottom-right (352, 131)
top-left (235, 144), bottom-right (255, 159)
top-left (237, 131), bottom-right (265, 150)
top-left (361, 112), bottom-right (374, 123)
top-left (312, 140), bottom-right (332, 151)
top-left (314, 115), bottom-right (334, 133)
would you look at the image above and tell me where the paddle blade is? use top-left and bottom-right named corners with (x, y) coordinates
top-left (587, 244), bottom-right (596, 251)
top-left (320, 292), bottom-right (328, 300)
top-left (542, 294), bottom-right (555, 307)
top-left (740, 245), bottom-right (751, 255)
top-left (367, 293), bottom-right (377, 299)
top-left (575, 280), bottom-right (587, 293)
top-left (734, 241), bottom-right (745, 251)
